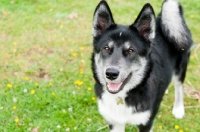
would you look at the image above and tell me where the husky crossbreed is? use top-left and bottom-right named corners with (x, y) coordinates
top-left (92, 0), bottom-right (193, 131)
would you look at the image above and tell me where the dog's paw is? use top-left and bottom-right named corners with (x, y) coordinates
top-left (172, 105), bottom-right (185, 119)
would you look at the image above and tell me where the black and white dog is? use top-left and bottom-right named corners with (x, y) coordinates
top-left (92, 0), bottom-right (193, 131)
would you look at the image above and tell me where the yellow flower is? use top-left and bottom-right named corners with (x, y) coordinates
top-left (79, 67), bottom-right (83, 74)
top-left (35, 83), bottom-right (38, 86)
top-left (87, 87), bottom-right (92, 91)
top-left (13, 41), bottom-right (17, 46)
top-left (52, 92), bottom-right (55, 96)
top-left (2, 11), bottom-right (7, 15)
top-left (92, 97), bottom-right (96, 101)
top-left (14, 118), bottom-right (19, 123)
top-left (134, 15), bottom-right (137, 19)
top-left (13, 106), bottom-right (17, 110)
top-left (25, 77), bottom-right (29, 81)
top-left (79, 46), bottom-right (84, 50)
top-left (81, 60), bottom-right (85, 64)
top-left (7, 84), bottom-right (12, 88)
top-left (175, 125), bottom-right (179, 129)
top-left (74, 80), bottom-right (83, 86)
top-left (13, 49), bottom-right (17, 53)
top-left (31, 90), bottom-right (35, 95)
top-left (158, 125), bottom-right (162, 129)
top-left (179, 130), bottom-right (184, 132)
top-left (49, 82), bottom-right (52, 86)
top-left (72, 53), bottom-right (77, 57)
top-left (190, 14), bottom-right (194, 18)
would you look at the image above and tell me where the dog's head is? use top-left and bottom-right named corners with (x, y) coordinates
top-left (92, 1), bottom-right (155, 94)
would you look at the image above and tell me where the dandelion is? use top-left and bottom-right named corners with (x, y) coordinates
top-left (49, 82), bottom-right (52, 86)
top-left (51, 92), bottom-right (55, 96)
top-left (92, 97), bottom-right (96, 101)
top-left (175, 125), bottom-right (180, 129)
top-left (79, 67), bottom-right (83, 74)
top-left (179, 130), bottom-right (184, 132)
top-left (7, 84), bottom-right (12, 88)
top-left (23, 89), bottom-right (28, 93)
top-left (190, 14), bottom-right (194, 19)
top-left (13, 106), bottom-right (17, 110)
top-left (87, 87), bottom-right (92, 91)
top-left (2, 11), bottom-right (7, 15)
top-left (79, 46), bottom-right (84, 50)
top-left (35, 83), bottom-right (38, 87)
top-left (134, 15), bottom-right (137, 19)
top-left (72, 53), bottom-right (77, 57)
top-left (31, 90), bottom-right (35, 95)
top-left (13, 97), bottom-right (17, 103)
top-left (14, 118), bottom-right (19, 123)
top-left (81, 60), bottom-right (85, 64)
top-left (74, 80), bottom-right (83, 86)
top-left (13, 41), bottom-right (17, 46)
top-left (158, 125), bottom-right (162, 129)
top-left (25, 77), bottom-right (29, 81)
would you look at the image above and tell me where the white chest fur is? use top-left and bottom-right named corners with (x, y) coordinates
top-left (98, 92), bottom-right (151, 126)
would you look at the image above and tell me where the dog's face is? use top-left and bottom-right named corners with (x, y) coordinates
top-left (92, 1), bottom-right (156, 94)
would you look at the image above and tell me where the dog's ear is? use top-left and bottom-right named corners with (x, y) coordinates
top-left (93, 1), bottom-right (115, 37)
top-left (131, 3), bottom-right (156, 42)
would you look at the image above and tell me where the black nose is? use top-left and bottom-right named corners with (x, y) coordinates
top-left (106, 68), bottom-right (119, 80)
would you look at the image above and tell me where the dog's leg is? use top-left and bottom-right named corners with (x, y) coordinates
top-left (172, 53), bottom-right (190, 118)
top-left (172, 74), bottom-right (185, 119)
top-left (109, 123), bottom-right (125, 132)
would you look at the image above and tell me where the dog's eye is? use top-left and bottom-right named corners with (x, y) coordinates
top-left (104, 46), bottom-right (111, 53)
top-left (128, 48), bottom-right (134, 55)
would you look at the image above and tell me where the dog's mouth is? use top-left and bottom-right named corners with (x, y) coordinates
top-left (106, 73), bottom-right (132, 94)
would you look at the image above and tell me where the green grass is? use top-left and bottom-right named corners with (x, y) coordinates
top-left (0, 0), bottom-right (199, 131)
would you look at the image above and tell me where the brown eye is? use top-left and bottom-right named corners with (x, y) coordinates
top-left (128, 48), bottom-right (134, 55)
top-left (104, 46), bottom-right (110, 53)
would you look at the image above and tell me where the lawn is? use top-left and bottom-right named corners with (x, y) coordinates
top-left (0, 0), bottom-right (199, 131)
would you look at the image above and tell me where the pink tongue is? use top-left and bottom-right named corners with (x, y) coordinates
top-left (108, 82), bottom-right (123, 91)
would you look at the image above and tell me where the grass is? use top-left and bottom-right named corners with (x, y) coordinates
top-left (0, 0), bottom-right (199, 131)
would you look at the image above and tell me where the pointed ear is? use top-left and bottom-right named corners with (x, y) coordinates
top-left (131, 3), bottom-right (156, 42)
top-left (93, 1), bottom-right (115, 37)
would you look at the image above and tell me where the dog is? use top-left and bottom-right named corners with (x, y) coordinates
top-left (91, 0), bottom-right (193, 131)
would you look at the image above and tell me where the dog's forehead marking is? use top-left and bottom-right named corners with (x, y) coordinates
top-left (119, 32), bottom-right (122, 37)
top-left (108, 41), bottom-right (114, 47)
top-left (124, 42), bottom-right (130, 49)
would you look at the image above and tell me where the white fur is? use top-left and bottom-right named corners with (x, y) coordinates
top-left (98, 92), bottom-right (151, 126)
top-left (94, 53), bottom-right (106, 86)
top-left (161, 0), bottom-right (187, 49)
top-left (119, 32), bottom-right (122, 37)
top-left (110, 124), bottom-right (125, 132)
top-left (146, 8), bottom-right (155, 40)
top-left (172, 74), bottom-right (185, 118)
